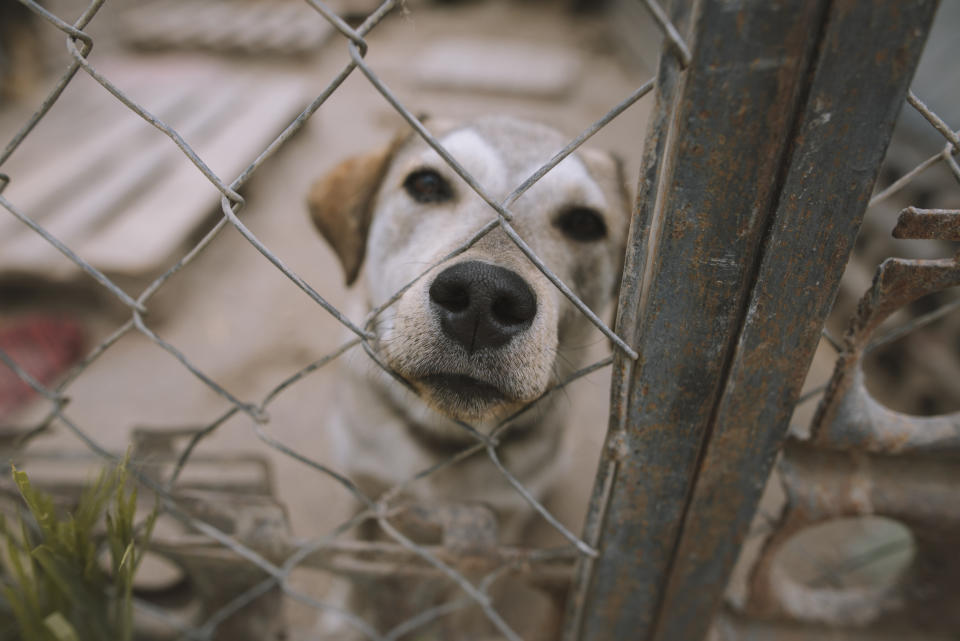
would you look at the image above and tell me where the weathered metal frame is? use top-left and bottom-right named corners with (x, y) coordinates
top-left (564, 1), bottom-right (940, 640)
top-left (737, 209), bottom-right (960, 634)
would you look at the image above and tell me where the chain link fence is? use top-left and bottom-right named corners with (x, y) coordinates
top-left (0, 0), bottom-right (672, 639)
top-left (1, 0), bottom-right (957, 640)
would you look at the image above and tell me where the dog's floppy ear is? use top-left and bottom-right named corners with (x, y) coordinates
top-left (307, 142), bottom-right (398, 286)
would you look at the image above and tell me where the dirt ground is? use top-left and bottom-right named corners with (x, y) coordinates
top-left (1, 0), bottom-right (656, 632)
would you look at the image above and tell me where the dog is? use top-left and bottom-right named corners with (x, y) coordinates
top-left (308, 115), bottom-right (631, 639)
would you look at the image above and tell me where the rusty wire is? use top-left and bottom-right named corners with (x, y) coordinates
top-left (0, 0), bottom-right (692, 639)
top-left (870, 92), bottom-right (960, 208)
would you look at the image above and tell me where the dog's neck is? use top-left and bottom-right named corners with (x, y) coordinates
top-left (332, 332), bottom-right (568, 525)
top-left (370, 369), bottom-right (545, 453)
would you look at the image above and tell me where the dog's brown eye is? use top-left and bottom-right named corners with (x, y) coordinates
top-left (404, 169), bottom-right (453, 204)
top-left (554, 206), bottom-right (607, 242)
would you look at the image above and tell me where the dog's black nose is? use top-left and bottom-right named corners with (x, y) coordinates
top-left (429, 261), bottom-right (537, 352)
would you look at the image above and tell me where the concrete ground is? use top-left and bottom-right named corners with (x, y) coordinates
top-left (1, 0), bottom-right (656, 633)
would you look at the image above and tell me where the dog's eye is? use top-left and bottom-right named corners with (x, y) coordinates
top-left (404, 169), bottom-right (453, 204)
top-left (554, 206), bottom-right (607, 242)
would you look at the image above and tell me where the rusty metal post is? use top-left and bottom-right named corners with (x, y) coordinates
top-left (563, 1), bottom-right (939, 641)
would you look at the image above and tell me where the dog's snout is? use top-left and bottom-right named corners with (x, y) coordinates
top-left (429, 261), bottom-right (536, 352)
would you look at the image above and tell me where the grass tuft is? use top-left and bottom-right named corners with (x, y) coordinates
top-left (0, 457), bottom-right (156, 641)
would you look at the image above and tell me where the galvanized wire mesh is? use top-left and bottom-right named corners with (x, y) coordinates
top-left (0, 1), bottom-right (688, 639)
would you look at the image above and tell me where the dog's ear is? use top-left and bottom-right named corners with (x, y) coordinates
top-left (307, 143), bottom-right (398, 286)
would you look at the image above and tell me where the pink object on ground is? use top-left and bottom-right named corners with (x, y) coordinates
top-left (0, 316), bottom-right (85, 419)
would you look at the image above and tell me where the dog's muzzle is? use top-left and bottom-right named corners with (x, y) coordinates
top-left (428, 261), bottom-right (537, 353)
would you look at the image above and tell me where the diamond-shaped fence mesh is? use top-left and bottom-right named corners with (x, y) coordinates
top-left (0, 1), bottom-right (667, 639)
top-left (1, 1), bottom-right (957, 640)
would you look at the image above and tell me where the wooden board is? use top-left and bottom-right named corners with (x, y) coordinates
top-left (120, 0), bottom-right (334, 56)
top-left (0, 57), bottom-right (310, 280)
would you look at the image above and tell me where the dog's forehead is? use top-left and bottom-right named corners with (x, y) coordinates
top-left (417, 128), bottom-right (506, 189)
top-left (459, 117), bottom-right (568, 171)
top-left (398, 117), bottom-right (607, 199)
top-left (520, 152), bottom-right (607, 208)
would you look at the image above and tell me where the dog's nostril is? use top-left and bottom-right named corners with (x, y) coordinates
top-left (491, 294), bottom-right (535, 326)
top-left (429, 280), bottom-right (470, 312)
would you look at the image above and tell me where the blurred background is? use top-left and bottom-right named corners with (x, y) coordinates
top-left (0, 0), bottom-right (958, 639)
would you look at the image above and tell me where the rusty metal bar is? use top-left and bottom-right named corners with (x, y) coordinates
top-left (649, 1), bottom-right (938, 638)
top-left (563, 1), bottom-right (938, 640)
top-left (893, 206), bottom-right (960, 240)
top-left (810, 256), bottom-right (960, 454)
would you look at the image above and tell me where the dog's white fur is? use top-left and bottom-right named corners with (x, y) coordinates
top-left (308, 115), bottom-right (630, 636)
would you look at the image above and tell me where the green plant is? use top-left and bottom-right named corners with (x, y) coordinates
top-left (0, 459), bottom-right (156, 641)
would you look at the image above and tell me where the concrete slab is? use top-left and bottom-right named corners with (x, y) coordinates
top-left (119, 0), bottom-right (335, 56)
top-left (414, 37), bottom-right (582, 98)
top-left (0, 56), bottom-right (311, 279)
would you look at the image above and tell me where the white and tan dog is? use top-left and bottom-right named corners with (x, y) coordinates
top-left (308, 115), bottom-right (630, 637)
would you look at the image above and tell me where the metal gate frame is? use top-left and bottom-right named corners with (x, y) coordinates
top-left (563, 1), bottom-right (940, 640)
